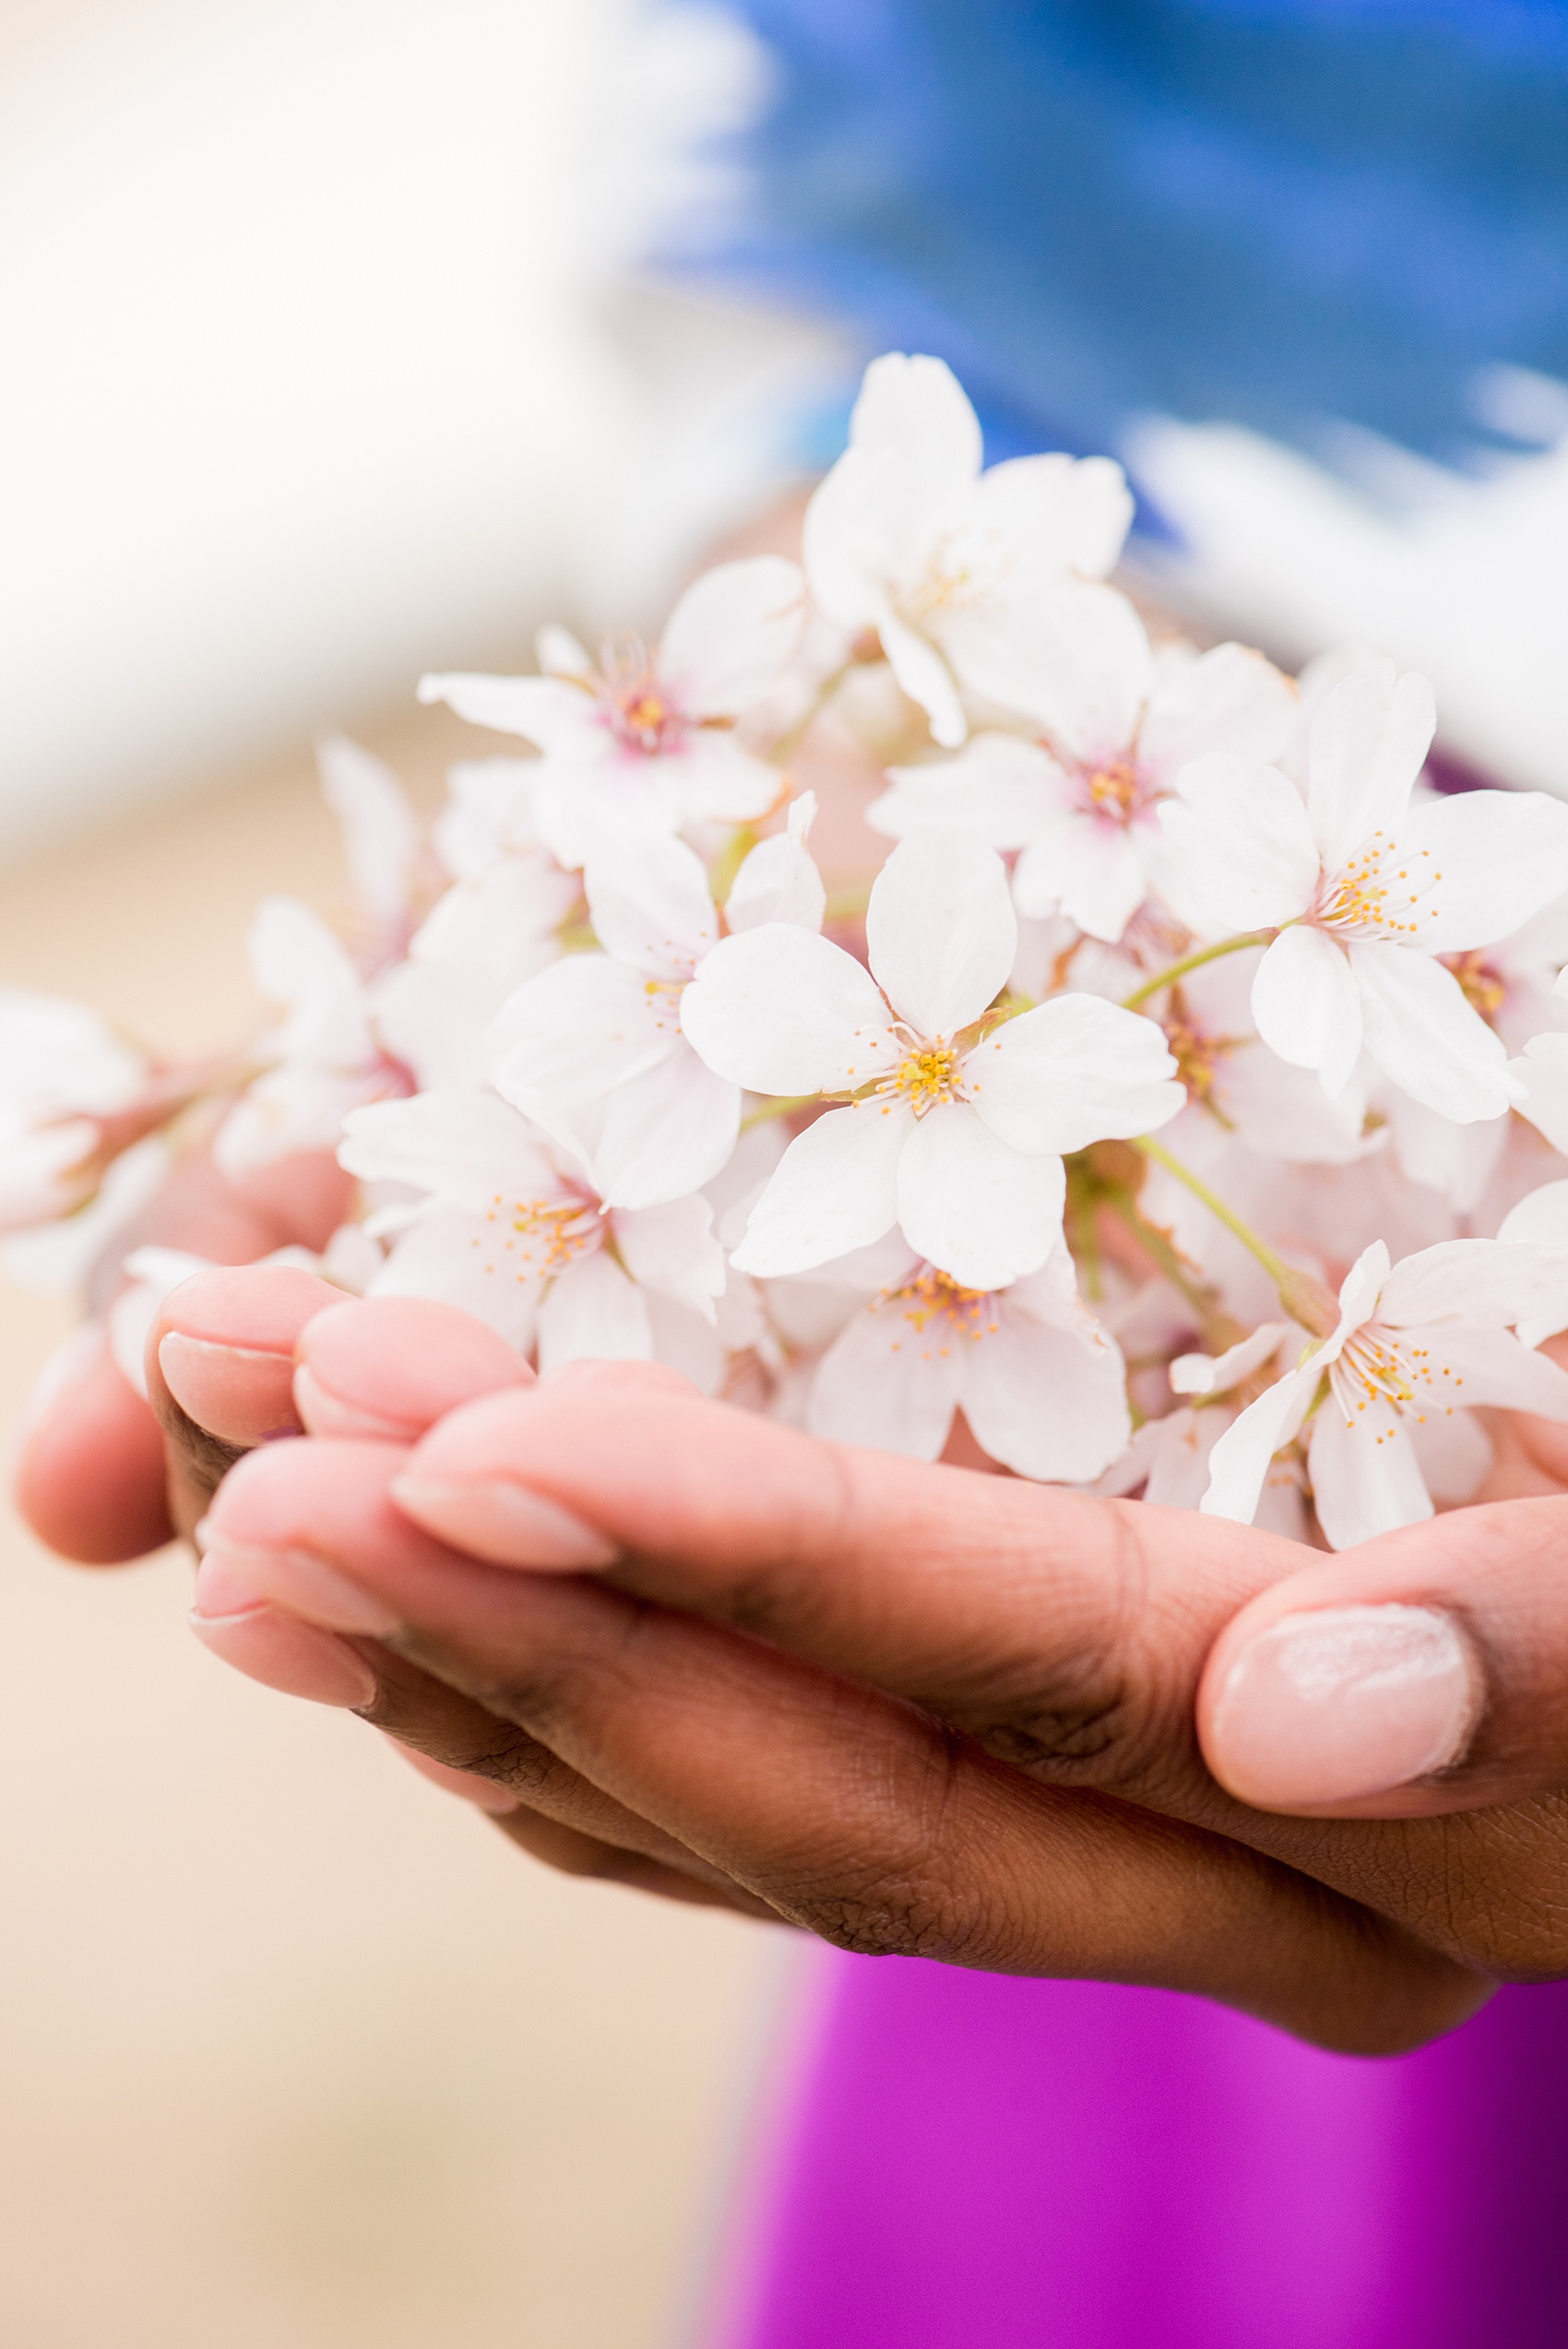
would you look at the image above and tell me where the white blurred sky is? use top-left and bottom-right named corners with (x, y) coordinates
top-left (1, 0), bottom-right (1564, 859)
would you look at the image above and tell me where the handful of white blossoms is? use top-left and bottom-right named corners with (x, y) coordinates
top-left (12, 351), bottom-right (1568, 1553)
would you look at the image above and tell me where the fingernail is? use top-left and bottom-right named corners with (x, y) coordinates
top-left (194, 1539), bottom-right (402, 1636)
top-left (190, 1604), bottom-right (379, 1709)
top-left (1211, 1605), bottom-right (1475, 1808)
top-left (158, 1333), bottom-right (298, 1446)
top-left (293, 1362), bottom-right (419, 1441)
top-left (389, 1476), bottom-right (618, 1570)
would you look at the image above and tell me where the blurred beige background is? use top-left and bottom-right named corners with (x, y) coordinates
top-left (0, 722), bottom-right (789, 2348)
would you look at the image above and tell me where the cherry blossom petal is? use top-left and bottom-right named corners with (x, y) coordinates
top-left (644, 1295), bottom-right (725, 1395)
top-left (417, 671), bottom-right (602, 756)
top-left (339, 1088), bottom-right (554, 1215)
top-left (1497, 1181), bottom-right (1568, 1342)
top-left (593, 1050), bottom-right (741, 1215)
top-left (1141, 1409), bottom-right (1225, 1510)
top-left (807, 1296), bottom-right (965, 1463)
top-left (1170, 1322), bottom-right (1289, 1396)
top-left (1509, 1033), bottom-right (1568, 1155)
top-left (726, 793), bottom-right (826, 934)
top-left (1200, 1361), bottom-right (1319, 1524)
top-left (537, 1251), bottom-right (653, 1373)
top-left (663, 730), bottom-right (786, 826)
top-left (879, 610), bottom-right (968, 750)
top-left (896, 1102), bottom-right (1064, 1288)
top-left (1378, 1236), bottom-right (1568, 1331)
top-left (531, 761), bottom-right (685, 872)
top-left (491, 956), bottom-right (678, 1109)
top-left (800, 446), bottom-right (889, 631)
top-left (1251, 925), bottom-right (1362, 1094)
top-left (1334, 1240), bottom-right (1392, 1336)
top-left (871, 736), bottom-right (1062, 850)
top-left (1388, 790), bottom-right (1568, 954)
top-left (1014, 812), bottom-right (1147, 943)
top-left (657, 557), bottom-right (805, 718)
top-left (958, 1300), bottom-right (1130, 1482)
top-left (968, 450), bottom-right (1133, 581)
top-left (612, 1192), bottom-right (724, 1319)
top-left (849, 351), bottom-right (983, 518)
top-left (1349, 940), bottom-right (1518, 1121)
top-left (681, 927), bottom-right (899, 1096)
top-left (1305, 659), bottom-right (1434, 873)
top-left (317, 735), bottom-right (418, 931)
top-left (585, 833), bottom-right (717, 980)
top-left (1396, 1323), bottom-right (1568, 1418)
top-left (1159, 757), bottom-right (1320, 938)
top-left (967, 996), bottom-right (1182, 1156)
top-left (1407, 1408), bottom-right (1493, 1506)
top-left (1307, 1398), bottom-right (1432, 1551)
top-left (730, 1102), bottom-right (913, 1277)
top-left (959, 580), bottom-right (1147, 757)
top-left (866, 831), bottom-right (1016, 1038)
top-left (370, 1207), bottom-right (544, 1354)
top-left (1138, 643), bottom-right (1295, 786)
top-left (536, 623), bottom-right (592, 677)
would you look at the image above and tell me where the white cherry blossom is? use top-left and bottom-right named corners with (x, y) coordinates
top-left (214, 898), bottom-right (407, 1176)
top-left (1161, 658), bottom-right (1568, 1121)
top-left (1203, 1235), bottom-right (1568, 1548)
top-left (680, 830), bottom-right (1183, 1288)
top-left (373, 859), bottom-right (575, 1092)
top-left (1095, 1322), bottom-right (1304, 1537)
top-left (805, 1237), bottom-right (1131, 1481)
top-left (338, 1087), bottom-right (725, 1379)
top-left (0, 988), bottom-right (146, 1224)
top-left (490, 799), bottom-right (825, 1211)
top-left (417, 557), bottom-right (804, 869)
top-left (316, 733), bottom-right (422, 957)
top-left (871, 633), bottom-right (1293, 943)
top-left (802, 353), bottom-right (1134, 750)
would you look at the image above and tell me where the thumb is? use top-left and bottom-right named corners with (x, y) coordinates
top-left (1198, 1494), bottom-right (1568, 1819)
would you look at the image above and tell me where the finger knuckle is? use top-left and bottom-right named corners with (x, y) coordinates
top-left (949, 1507), bottom-right (1196, 1799)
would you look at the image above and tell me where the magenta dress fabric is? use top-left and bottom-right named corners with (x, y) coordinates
top-left (712, 1954), bottom-right (1568, 2348)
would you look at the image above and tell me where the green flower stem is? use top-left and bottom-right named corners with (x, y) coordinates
top-left (1098, 1185), bottom-right (1237, 1349)
top-left (1120, 929), bottom-right (1273, 1011)
top-left (739, 1094), bottom-right (819, 1133)
top-left (1131, 1135), bottom-right (1339, 1336)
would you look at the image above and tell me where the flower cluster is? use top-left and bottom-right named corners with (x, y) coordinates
top-left (13, 351), bottom-right (1568, 1550)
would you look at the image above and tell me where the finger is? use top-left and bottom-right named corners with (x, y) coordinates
top-left (149, 1264), bottom-right (345, 1536)
top-left (293, 1297), bottom-right (531, 1441)
top-left (189, 1461), bottom-right (775, 1910)
top-left (10, 1323), bottom-right (174, 1562)
top-left (384, 1387), bottom-right (1568, 1983)
top-left (1198, 1494), bottom-right (1568, 1821)
top-left (201, 1433), bottom-right (1485, 2054)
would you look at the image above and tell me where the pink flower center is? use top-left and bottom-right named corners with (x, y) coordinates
top-left (594, 642), bottom-right (687, 759)
top-left (1075, 754), bottom-right (1156, 828)
top-left (875, 1266), bottom-right (999, 1353)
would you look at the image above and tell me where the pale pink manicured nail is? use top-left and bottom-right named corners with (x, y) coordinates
top-left (190, 1605), bottom-right (379, 1709)
top-left (1210, 1605), bottom-right (1476, 1809)
top-left (195, 1538), bottom-right (402, 1636)
top-left (292, 1362), bottom-right (417, 1441)
top-left (389, 1475), bottom-right (618, 1570)
top-left (158, 1332), bottom-right (298, 1445)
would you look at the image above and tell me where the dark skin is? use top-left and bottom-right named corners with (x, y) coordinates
top-left (19, 1136), bottom-right (1568, 2058)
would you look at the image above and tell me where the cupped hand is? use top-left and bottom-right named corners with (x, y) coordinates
top-left (180, 1283), bottom-right (1568, 2055)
